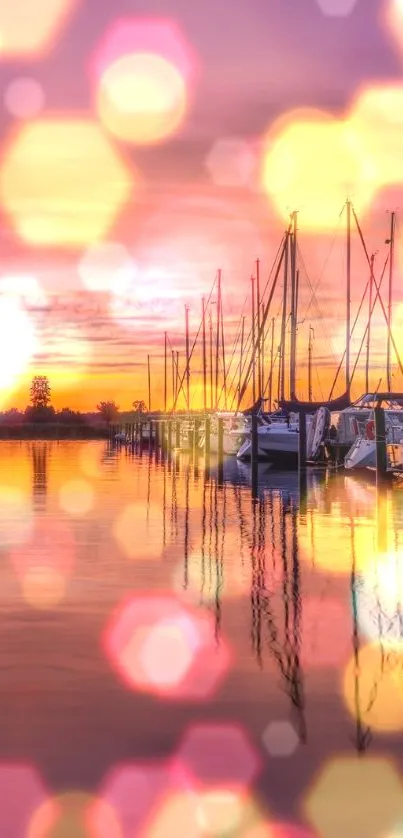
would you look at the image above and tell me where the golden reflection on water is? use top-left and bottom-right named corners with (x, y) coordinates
top-left (0, 440), bottom-right (402, 835)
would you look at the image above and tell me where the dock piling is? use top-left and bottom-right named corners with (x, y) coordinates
top-left (375, 406), bottom-right (388, 481)
top-left (298, 410), bottom-right (308, 510)
top-left (251, 414), bottom-right (258, 500)
top-left (193, 418), bottom-right (200, 460)
top-left (218, 417), bottom-right (224, 464)
top-left (167, 420), bottom-right (172, 455)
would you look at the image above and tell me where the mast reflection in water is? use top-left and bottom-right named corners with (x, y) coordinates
top-left (0, 441), bottom-right (401, 832)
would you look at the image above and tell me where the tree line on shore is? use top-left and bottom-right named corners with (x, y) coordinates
top-left (0, 376), bottom-right (149, 427)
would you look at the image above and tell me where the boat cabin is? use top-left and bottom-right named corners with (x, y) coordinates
top-left (330, 392), bottom-right (403, 446)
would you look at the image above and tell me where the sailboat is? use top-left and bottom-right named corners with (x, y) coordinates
top-left (344, 392), bottom-right (403, 474)
top-left (235, 213), bottom-right (318, 465)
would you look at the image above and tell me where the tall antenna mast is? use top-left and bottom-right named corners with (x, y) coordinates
top-left (147, 354), bottom-right (151, 412)
top-left (365, 254), bottom-right (375, 393)
top-left (386, 211), bottom-right (396, 390)
top-left (251, 274), bottom-right (256, 404)
top-left (346, 199), bottom-right (351, 399)
top-left (308, 326), bottom-right (314, 402)
top-left (202, 296), bottom-right (207, 412)
top-left (185, 305), bottom-right (190, 412)
top-left (280, 234), bottom-right (289, 400)
top-left (256, 258), bottom-right (261, 402)
top-left (164, 331), bottom-right (167, 413)
top-left (209, 311), bottom-right (213, 411)
top-left (269, 317), bottom-right (275, 411)
top-left (289, 211), bottom-right (298, 400)
top-left (215, 271), bottom-right (221, 410)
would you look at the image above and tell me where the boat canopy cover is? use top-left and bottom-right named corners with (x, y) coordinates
top-left (350, 393), bottom-right (403, 409)
top-left (278, 390), bottom-right (351, 414)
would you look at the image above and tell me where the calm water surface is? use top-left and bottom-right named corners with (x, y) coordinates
top-left (1, 440), bottom-right (403, 836)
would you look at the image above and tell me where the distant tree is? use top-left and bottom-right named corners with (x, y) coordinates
top-left (57, 408), bottom-right (85, 426)
top-left (132, 400), bottom-right (146, 414)
top-left (3, 408), bottom-right (24, 425)
top-left (30, 375), bottom-right (51, 408)
top-left (25, 404), bottom-right (55, 423)
top-left (96, 400), bottom-right (119, 425)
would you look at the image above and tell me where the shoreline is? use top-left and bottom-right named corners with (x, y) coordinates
top-left (0, 424), bottom-right (109, 440)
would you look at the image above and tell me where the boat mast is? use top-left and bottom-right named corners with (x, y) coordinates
top-left (289, 211), bottom-right (298, 400)
top-left (176, 351), bottom-right (179, 410)
top-left (209, 310), bottom-right (213, 411)
top-left (280, 234), bottom-right (289, 400)
top-left (215, 270), bottom-right (221, 410)
top-left (185, 305), bottom-right (190, 412)
top-left (147, 353), bottom-right (151, 412)
top-left (261, 303), bottom-right (265, 407)
top-left (164, 331), bottom-right (167, 412)
top-left (220, 292), bottom-right (228, 410)
top-left (202, 296), bottom-right (207, 412)
top-left (308, 326), bottom-right (314, 401)
top-left (256, 258), bottom-right (262, 404)
top-left (365, 253), bottom-right (375, 393)
top-left (171, 349), bottom-right (176, 409)
top-left (238, 315), bottom-right (245, 406)
top-left (251, 274), bottom-right (256, 404)
top-left (269, 316), bottom-right (275, 411)
top-left (386, 211), bottom-right (396, 390)
top-left (346, 199), bottom-right (351, 400)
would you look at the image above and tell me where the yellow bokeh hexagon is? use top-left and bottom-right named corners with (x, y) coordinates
top-left (0, 118), bottom-right (134, 247)
top-left (0, 0), bottom-right (80, 59)
top-left (343, 642), bottom-right (403, 733)
top-left (303, 755), bottom-right (403, 838)
top-left (261, 108), bottom-right (376, 229)
top-left (349, 83), bottom-right (403, 189)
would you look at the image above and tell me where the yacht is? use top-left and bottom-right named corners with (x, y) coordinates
top-left (198, 412), bottom-right (248, 456)
top-left (236, 414), bottom-right (308, 466)
top-left (325, 393), bottom-right (403, 462)
top-left (344, 394), bottom-right (403, 472)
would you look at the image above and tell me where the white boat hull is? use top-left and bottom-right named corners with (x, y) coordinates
top-left (345, 437), bottom-right (376, 470)
top-left (237, 423), bottom-right (300, 464)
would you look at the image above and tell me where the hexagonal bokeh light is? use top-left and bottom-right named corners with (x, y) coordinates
top-left (10, 517), bottom-right (76, 609)
top-left (96, 761), bottom-right (185, 837)
top-left (0, 297), bottom-right (37, 402)
top-left (0, 764), bottom-right (49, 836)
top-left (141, 789), bottom-right (273, 838)
top-left (0, 0), bottom-right (80, 59)
top-left (354, 550), bottom-right (403, 648)
top-left (262, 721), bottom-right (299, 758)
top-left (90, 17), bottom-right (197, 145)
top-left (78, 241), bottom-right (138, 294)
top-left (28, 790), bottom-right (121, 837)
top-left (0, 274), bottom-right (48, 309)
top-left (260, 108), bottom-right (375, 230)
top-left (205, 138), bottom-right (258, 189)
top-left (0, 485), bottom-right (33, 547)
top-left (343, 642), bottom-right (403, 732)
top-left (0, 118), bottom-right (134, 247)
top-left (174, 722), bottom-right (262, 790)
top-left (382, 0), bottom-right (403, 57)
top-left (304, 756), bottom-right (403, 838)
top-left (102, 592), bottom-right (231, 700)
top-left (58, 478), bottom-right (95, 516)
top-left (113, 501), bottom-right (166, 561)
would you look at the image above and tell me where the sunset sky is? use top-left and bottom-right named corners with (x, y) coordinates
top-left (0, 0), bottom-right (403, 410)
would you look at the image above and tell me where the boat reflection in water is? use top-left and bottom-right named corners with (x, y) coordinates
top-left (0, 441), bottom-right (402, 833)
